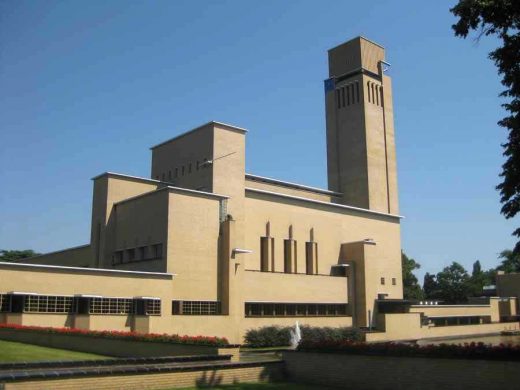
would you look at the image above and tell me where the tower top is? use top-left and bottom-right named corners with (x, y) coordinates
top-left (328, 36), bottom-right (385, 78)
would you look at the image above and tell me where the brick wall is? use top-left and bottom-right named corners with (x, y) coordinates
top-left (283, 351), bottom-right (519, 390)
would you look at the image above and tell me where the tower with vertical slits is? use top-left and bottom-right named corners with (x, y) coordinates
top-left (325, 36), bottom-right (399, 215)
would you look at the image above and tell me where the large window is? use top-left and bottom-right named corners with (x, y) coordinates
top-left (23, 295), bottom-right (74, 313)
top-left (172, 300), bottom-right (221, 315)
top-left (89, 297), bottom-right (133, 315)
top-left (135, 298), bottom-right (161, 316)
top-left (245, 302), bottom-right (348, 317)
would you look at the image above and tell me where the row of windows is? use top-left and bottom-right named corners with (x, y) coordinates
top-left (156, 158), bottom-right (210, 182)
top-left (381, 277), bottom-right (397, 286)
top-left (336, 81), bottom-right (360, 108)
top-left (0, 294), bottom-right (161, 316)
top-left (260, 238), bottom-right (319, 275)
top-left (172, 300), bottom-right (221, 315)
top-left (367, 81), bottom-right (383, 106)
top-left (245, 302), bottom-right (349, 317)
top-left (112, 243), bottom-right (163, 265)
top-left (428, 316), bottom-right (490, 327)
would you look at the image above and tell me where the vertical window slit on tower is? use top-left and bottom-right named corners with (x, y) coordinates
top-left (375, 85), bottom-right (380, 106)
top-left (336, 89), bottom-right (340, 109)
top-left (341, 87), bottom-right (345, 107)
top-left (367, 81), bottom-right (371, 103)
top-left (356, 81), bottom-right (360, 103)
top-left (346, 85), bottom-right (350, 106)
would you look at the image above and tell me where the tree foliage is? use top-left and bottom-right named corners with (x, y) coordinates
top-left (451, 0), bottom-right (520, 253)
top-left (401, 252), bottom-right (424, 300)
top-left (497, 249), bottom-right (520, 272)
top-left (0, 249), bottom-right (40, 262)
top-left (435, 262), bottom-right (471, 304)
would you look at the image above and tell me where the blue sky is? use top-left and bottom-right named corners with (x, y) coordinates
top-left (0, 0), bottom-right (516, 281)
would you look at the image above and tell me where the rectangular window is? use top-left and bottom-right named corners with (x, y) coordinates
top-left (90, 297), bottom-right (133, 315)
top-left (135, 298), bottom-right (161, 316)
top-left (0, 294), bottom-right (10, 312)
top-left (392, 278), bottom-right (397, 286)
top-left (23, 295), bottom-right (74, 313)
top-left (244, 302), bottom-right (348, 317)
top-left (172, 300), bottom-right (221, 315)
top-left (175, 168), bottom-right (179, 178)
top-left (381, 277), bottom-right (385, 285)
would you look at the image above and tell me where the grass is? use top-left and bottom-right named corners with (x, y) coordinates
top-left (0, 340), bottom-right (108, 362)
top-left (175, 383), bottom-right (335, 389)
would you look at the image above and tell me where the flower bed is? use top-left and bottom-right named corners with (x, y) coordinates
top-left (0, 323), bottom-right (228, 347)
top-left (298, 339), bottom-right (520, 361)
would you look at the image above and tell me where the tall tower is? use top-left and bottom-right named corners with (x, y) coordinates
top-left (325, 37), bottom-right (399, 214)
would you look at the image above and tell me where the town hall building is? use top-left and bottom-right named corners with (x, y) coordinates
top-left (1, 37), bottom-right (517, 343)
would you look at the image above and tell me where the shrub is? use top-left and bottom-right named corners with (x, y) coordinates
top-left (0, 323), bottom-right (229, 347)
top-left (244, 325), bottom-right (362, 347)
top-left (244, 326), bottom-right (292, 347)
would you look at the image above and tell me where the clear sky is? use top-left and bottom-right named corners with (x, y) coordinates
top-left (0, 0), bottom-right (517, 281)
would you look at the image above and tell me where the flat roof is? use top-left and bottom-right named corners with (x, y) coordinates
top-left (245, 187), bottom-right (403, 219)
top-left (150, 121), bottom-right (248, 150)
top-left (0, 261), bottom-right (175, 279)
top-left (245, 173), bottom-right (342, 197)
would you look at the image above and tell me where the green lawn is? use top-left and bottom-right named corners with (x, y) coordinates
top-left (0, 340), bottom-right (108, 362)
top-left (176, 383), bottom-right (334, 390)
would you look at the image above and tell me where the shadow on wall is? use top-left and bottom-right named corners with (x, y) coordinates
top-left (195, 365), bottom-right (281, 388)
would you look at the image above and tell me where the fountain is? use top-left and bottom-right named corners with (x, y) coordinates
top-left (289, 321), bottom-right (302, 349)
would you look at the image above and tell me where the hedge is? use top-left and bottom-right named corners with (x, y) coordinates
top-left (0, 323), bottom-right (229, 347)
top-left (244, 325), bottom-right (363, 347)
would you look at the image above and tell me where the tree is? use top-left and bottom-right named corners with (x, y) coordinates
top-left (423, 272), bottom-right (439, 300)
top-left (451, 1), bottom-right (520, 253)
top-left (401, 252), bottom-right (424, 300)
top-left (497, 249), bottom-right (520, 273)
top-left (0, 249), bottom-right (40, 262)
top-left (467, 260), bottom-right (493, 296)
top-left (435, 262), bottom-right (471, 304)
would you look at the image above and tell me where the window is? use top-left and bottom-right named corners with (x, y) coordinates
top-left (0, 294), bottom-right (10, 312)
top-left (172, 300), bottom-right (221, 315)
top-left (24, 295), bottom-right (74, 313)
top-left (90, 297), bottom-right (133, 315)
top-left (381, 277), bottom-right (385, 285)
top-left (245, 302), bottom-right (348, 317)
top-left (392, 278), bottom-right (397, 286)
top-left (135, 298), bottom-right (161, 316)
top-left (175, 168), bottom-right (179, 178)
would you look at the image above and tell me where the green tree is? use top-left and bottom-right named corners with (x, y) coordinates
top-left (423, 272), bottom-right (439, 300)
top-left (0, 249), bottom-right (40, 262)
top-left (401, 252), bottom-right (424, 300)
top-left (435, 262), bottom-right (471, 304)
top-left (467, 260), bottom-right (493, 296)
top-left (496, 249), bottom-right (520, 273)
top-left (451, 1), bottom-right (520, 253)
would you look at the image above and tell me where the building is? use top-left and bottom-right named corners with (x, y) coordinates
top-left (1, 37), bottom-right (517, 343)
